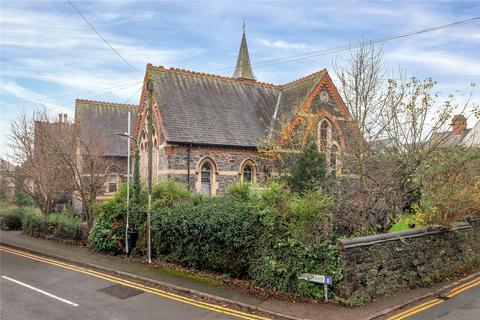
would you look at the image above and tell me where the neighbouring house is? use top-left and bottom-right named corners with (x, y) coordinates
top-left (72, 99), bottom-right (137, 212)
top-left (32, 114), bottom-right (74, 211)
top-left (431, 114), bottom-right (479, 148)
top-left (133, 30), bottom-right (357, 195)
top-left (462, 118), bottom-right (480, 147)
top-left (0, 158), bottom-right (16, 201)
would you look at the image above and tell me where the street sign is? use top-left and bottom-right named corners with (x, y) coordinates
top-left (298, 273), bottom-right (332, 285)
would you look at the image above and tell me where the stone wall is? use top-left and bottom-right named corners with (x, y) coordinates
top-left (156, 145), bottom-right (275, 194)
top-left (335, 217), bottom-right (480, 305)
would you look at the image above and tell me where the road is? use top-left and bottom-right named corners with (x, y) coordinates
top-left (387, 276), bottom-right (480, 320)
top-left (0, 246), bottom-right (269, 320)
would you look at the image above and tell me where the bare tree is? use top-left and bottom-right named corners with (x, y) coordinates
top-left (8, 110), bottom-right (71, 214)
top-left (334, 41), bottom-right (400, 189)
top-left (46, 119), bottom-right (110, 230)
top-left (8, 108), bottom-right (109, 229)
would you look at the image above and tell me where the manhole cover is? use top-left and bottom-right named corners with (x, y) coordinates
top-left (98, 284), bottom-right (143, 299)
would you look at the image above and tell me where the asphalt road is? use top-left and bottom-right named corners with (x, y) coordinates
top-left (0, 248), bottom-right (267, 320)
top-left (387, 276), bottom-right (480, 320)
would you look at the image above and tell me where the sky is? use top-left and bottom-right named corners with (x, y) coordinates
top-left (1, 0), bottom-right (479, 160)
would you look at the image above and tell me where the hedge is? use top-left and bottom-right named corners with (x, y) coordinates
top-left (0, 207), bottom-right (27, 230)
top-left (88, 181), bottom-right (342, 298)
top-left (20, 208), bottom-right (81, 240)
top-left (152, 197), bottom-right (260, 276)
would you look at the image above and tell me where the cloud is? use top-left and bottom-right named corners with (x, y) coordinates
top-left (387, 48), bottom-right (480, 77)
top-left (257, 39), bottom-right (309, 51)
top-left (1, 82), bottom-right (71, 114)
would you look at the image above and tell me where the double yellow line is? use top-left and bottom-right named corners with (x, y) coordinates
top-left (387, 276), bottom-right (480, 320)
top-left (0, 246), bottom-right (271, 320)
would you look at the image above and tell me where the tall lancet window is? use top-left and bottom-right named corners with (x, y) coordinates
top-left (330, 144), bottom-right (338, 170)
top-left (200, 162), bottom-right (212, 196)
top-left (319, 121), bottom-right (329, 151)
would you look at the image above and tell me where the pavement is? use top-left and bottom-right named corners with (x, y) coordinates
top-left (1, 230), bottom-right (479, 320)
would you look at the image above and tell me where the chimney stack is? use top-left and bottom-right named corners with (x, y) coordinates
top-left (58, 114), bottom-right (63, 123)
top-left (451, 114), bottom-right (467, 135)
top-left (63, 113), bottom-right (68, 123)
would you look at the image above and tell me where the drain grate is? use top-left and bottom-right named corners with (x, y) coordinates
top-left (98, 284), bottom-right (143, 300)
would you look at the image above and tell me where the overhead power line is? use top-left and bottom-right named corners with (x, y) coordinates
top-left (33, 81), bottom-right (143, 103)
top-left (66, 0), bottom-right (141, 75)
top-left (210, 16), bottom-right (480, 73)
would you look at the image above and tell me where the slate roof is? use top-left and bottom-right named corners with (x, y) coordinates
top-left (462, 120), bottom-right (480, 147)
top-left (75, 99), bottom-right (137, 156)
top-left (431, 128), bottom-right (472, 148)
top-left (148, 66), bottom-right (326, 148)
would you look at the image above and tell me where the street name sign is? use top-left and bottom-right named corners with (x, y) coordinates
top-left (298, 273), bottom-right (332, 285)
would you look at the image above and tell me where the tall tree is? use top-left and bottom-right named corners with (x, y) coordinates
top-left (288, 141), bottom-right (327, 193)
top-left (8, 110), bottom-right (72, 214)
top-left (334, 42), bottom-right (399, 189)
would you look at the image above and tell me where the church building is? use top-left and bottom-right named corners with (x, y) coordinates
top-left (135, 30), bottom-right (356, 195)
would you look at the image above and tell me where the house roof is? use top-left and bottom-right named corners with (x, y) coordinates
top-left (75, 99), bottom-right (137, 156)
top-left (431, 128), bottom-right (472, 148)
top-left (462, 119), bottom-right (480, 147)
top-left (147, 66), bottom-right (327, 148)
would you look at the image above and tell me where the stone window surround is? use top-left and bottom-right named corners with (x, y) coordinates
top-left (104, 164), bottom-right (121, 195)
top-left (239, 158), bottom-right (257, 184)
top-left (195, 157), bottom-right (219, 195)
top-left (317, 118), bottom-right (342, 171)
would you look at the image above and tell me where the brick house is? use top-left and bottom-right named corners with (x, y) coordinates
top-left (72, 99), bottom-right (137, 212)
top-left (134, 30), bottom-right (357, 195)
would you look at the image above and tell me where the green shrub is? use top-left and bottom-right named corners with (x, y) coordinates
top-left (13, 191), bottom-right (35, 207)
top-left (248, 209), bottom-right (342, 298)
top-left (227, 182), bottom-right (251, 202)
top-left (287, 141), bottom-right (327, 193)
top-left (88, 187), bottom-right (126, 254)
top-left (152, 197), bottom-right (260, 276)
top-left (290, 188), bottom-right (333, 243)
top-left (47, 211), bottom-right (82, 240)
top-left (0, 207), bottom-right (25, 230)
top-left (151, 181), bottom-right (191, 210)
top-left (22, 209), bottom-right (47, 236)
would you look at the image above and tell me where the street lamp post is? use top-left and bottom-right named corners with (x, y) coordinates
top-left (115, 111), bottom-right (137, 256)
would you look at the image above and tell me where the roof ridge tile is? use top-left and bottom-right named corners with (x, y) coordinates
top-left (75, 98), bottom-right (137, 108)
top-left (280, 69), bottom-right (327, 89)
top-left (146, 63), bottom-right (278, 89)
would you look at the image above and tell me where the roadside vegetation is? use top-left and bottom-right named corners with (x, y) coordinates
top-left (3, 42), bottom-right (478, 301)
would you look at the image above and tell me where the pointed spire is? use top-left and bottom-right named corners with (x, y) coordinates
top-left (232, 22), bottom-right (256, 80)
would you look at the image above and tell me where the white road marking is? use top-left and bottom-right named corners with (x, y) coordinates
top-left (1, 275), bottom-right (79, 307)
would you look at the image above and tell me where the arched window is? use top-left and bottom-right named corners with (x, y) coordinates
top-left (240, 159), bottom-right (256, 184)
top-left (330, 144), bottom-right (338, 170)
top-left (317, 118), bottom-right (342, 172)
top-left (108, 173), bottom-right (118, 193)
top-left (243, 164), bottom-right (253, 183)
top-left (105, 166), bottom-right (120, 193)
top-left (319, 121), bottom-right (329, 151)
top-left (200, 162), bottom-right (212, 196)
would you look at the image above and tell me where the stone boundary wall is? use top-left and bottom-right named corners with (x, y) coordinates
top-left (335, 217), bottom-right (480, 305)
